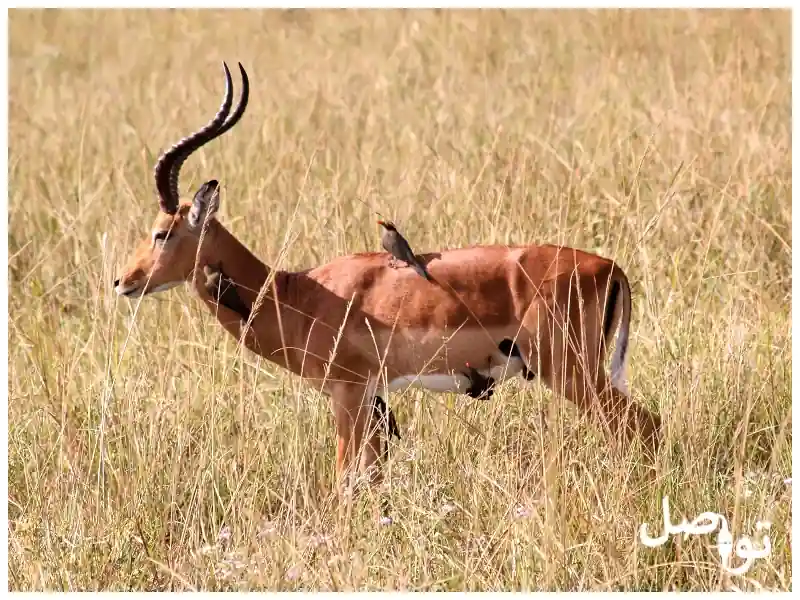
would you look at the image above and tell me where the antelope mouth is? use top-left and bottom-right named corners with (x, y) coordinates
top-left (115, 282), bottom-right (144, 298)
top-left (114, 280), bottom-right (181, 298)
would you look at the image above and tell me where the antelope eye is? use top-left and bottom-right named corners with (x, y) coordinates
top-left (153, 230), bottom-right (172, 243)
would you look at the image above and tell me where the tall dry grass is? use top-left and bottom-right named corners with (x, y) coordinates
top-left (8, 9), bottom-right (791, 591)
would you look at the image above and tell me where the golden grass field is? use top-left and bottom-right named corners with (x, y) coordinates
top-left (8, 8), bottom-right (792, 591)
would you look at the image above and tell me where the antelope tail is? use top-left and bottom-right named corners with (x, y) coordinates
top-left (603, 268), bottom-right (632, 397)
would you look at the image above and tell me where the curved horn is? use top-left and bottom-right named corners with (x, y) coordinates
top-left (153, 62), bottom-right (249, 214)
top-left (215, 63), bottom-right (250, 139)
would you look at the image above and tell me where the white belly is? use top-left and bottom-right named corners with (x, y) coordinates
top-left (382, 350), bottom-right (528, 396)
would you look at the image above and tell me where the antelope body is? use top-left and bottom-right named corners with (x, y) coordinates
top-left (115, 63), bottom-right (661, 494)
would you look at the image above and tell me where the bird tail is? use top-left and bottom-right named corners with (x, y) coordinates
top-left (413, 262), bottom-right (432, 281)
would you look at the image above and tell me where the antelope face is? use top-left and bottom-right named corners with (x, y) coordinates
top-left (114, 208), bottom-right (191, 298)
top-left (113, 60), bottom-right (248, 300)
top-left (114, 195), bottom-right (214, 299)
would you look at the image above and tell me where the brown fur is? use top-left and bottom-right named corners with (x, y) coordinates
top-left (116, 202), bottom-right (661, 491)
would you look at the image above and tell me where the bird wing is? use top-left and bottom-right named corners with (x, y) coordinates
top-left (394, 233), bottom-right (419, 263)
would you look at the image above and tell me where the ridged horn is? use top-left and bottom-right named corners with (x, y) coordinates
top-left (153, 62), bottom-right (249, 214)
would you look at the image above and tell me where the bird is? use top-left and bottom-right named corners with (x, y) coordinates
top-left (463, 361), bottom-right (495, 400)
top-left (203, 264), bottom-right (251, 320)
top-left (377, 220), bottom-right (432, 281)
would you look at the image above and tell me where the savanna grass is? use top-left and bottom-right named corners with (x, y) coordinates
top-left (8, 8), bottom-right (791, 591)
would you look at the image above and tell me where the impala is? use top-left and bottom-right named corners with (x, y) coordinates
top-left (114, 62), bottom-right (661, 494)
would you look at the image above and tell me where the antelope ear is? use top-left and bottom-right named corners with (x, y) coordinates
top-left (188, 179), bottom-right (220, 230)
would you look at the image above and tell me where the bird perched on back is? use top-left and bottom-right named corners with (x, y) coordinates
top-left (377, 220), bottom-right (433, 281)
top-left (463, 361), bottom-right (495, 400)
top-left (203, 264), bottom-right (251, 321)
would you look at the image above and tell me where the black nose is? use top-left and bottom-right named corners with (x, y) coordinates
top-left (113, 278), bottom-right (120, 288)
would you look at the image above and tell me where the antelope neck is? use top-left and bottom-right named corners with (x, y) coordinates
top-left (201, 221), bottom-right (273, 300)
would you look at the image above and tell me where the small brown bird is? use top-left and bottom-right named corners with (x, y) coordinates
top-left (463, 361), bottom-right (495, 400)
top-left (377, 220), bottom-right (432, 281)
top-left (203, 264), bottom-right (251, 320)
